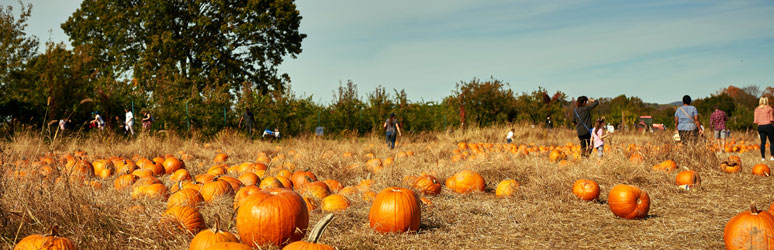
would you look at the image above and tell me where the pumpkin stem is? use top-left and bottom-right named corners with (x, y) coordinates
top-left (308, 213), bottom-right (335, 243)
top-left (366, 173), bottom-right (371, 180)
top-left (751, 203), bottom-right (760, 214)
top-left (213, 216), bottom-right (221, 232)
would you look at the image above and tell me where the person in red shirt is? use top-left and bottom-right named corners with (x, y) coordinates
top-left (709, 106), bottom-right (728, 152)
top-left (754, 97), bottom-right (774, 161)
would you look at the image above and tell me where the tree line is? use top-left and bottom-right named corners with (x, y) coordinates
top-left (1, 1), bottom-right (771, 139)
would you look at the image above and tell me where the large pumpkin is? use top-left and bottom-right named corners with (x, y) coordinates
top-left (368, 187), bottom-right (421, 233)
top-left (495, 179), bottom-right (519, 198)
top-left (14, 226), bottom-right (75, 250)
top-left (572, 179), bottom-right (599, 201)
top-left (236, 188), bottom-right (309, 247)
top-left (445, 170), bottom-right (485, 194)
top-left (607, 184), bottom-right (650, 219)
top-left (283, 214), bottom-right (336, 250)
top-left (724, 204), bottom-right (774, 249)
top-left (188, 218), bottom-right (239, 250)
top-left (675, 170), bottom-right (701, 189)
top-left (753, 164), bottom-right (771, 177)
top-left (233, 186), bottom-right (262, 210)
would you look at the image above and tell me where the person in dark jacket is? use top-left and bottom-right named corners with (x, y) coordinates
top-left (572, 96), bottom-right (599, 157)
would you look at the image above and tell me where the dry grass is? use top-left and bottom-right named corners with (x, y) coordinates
top-left (0, 126), bottom-right (771, 249)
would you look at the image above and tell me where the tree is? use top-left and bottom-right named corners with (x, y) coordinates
top-left (446, 77), bottom-right (517, 128)
top-left (0, 1), bottom-right (38, 121)
top-left (61, 0), bottom-right (306, 96)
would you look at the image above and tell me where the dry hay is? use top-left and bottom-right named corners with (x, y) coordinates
top-left (0, 127), bottom-right (769, 249)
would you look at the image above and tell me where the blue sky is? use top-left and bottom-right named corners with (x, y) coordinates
top-left (6, 0), bottom-right (774, 104)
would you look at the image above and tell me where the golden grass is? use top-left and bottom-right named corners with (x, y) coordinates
top-left (0, 126), bottom-right (771, 249)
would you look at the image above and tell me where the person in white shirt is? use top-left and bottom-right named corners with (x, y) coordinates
top-left (91, 111), bottom-right (105, 131)
top-left (506, 128), bottom-right (514, 144)
top-left (125, 108), bottom-right (134, 136)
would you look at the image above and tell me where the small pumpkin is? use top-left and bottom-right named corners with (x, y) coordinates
top-left (368, 187), bottom-right (420, 233)
top-left (303, 196), bottom-right (319, 212)
top-left (752, 163), bottom-right (771, 177)
top-left (114, 174), bottom-right (137, 191)
top-left (652, 160), bottom-right (677, 173)
top-left (572, 179), bottom-right (599, 201)
top-left (163, 157), bottom-right (185, 175)
top-left (291, 170), bottom-right (318, 190)
top-left (199, 178), bottom-right (235, 202)
top-left (495, 179), bottom-right (519, 198)
top-left (132, 183), bottom-right (169, 200)
top-left (302, 181), bottom-right (331, 200)
top-left (168, 188), bottom-right (204, 209)
top-left (238, 172), bottom-right (260, 186)
top-left (282, 213), bottom-right (336, 250)
top-left (188, 218), bottom-right (239, 250)
top-left (14, 225), bottom-right (75, 250)
top-left (413, 175), bottom-right (441, 196)
top-left (608, 184), bottom-right (650, 219)
top-left (204, 242), bottom-right (253, 250)
top-left (170, 169), bottom-right (192, 182)
top-left (724, 203), bottom-right (774, 249)
top-left (259, 177), bottom-right (285, 189)
top-left (445, 170), bottom-right (485, 194)
top-left (721, 160), bottom-right (742, 174)
top-left (320, 194), bottom-right (350, 212)
top-left (162, 206), bottom-right (206, 234)
top-left (213, 153), bottom-right (229, 163)
top-left (675, 170), bottom-right (701, 189)
top-left (322, 179), bottom-right (343, 193)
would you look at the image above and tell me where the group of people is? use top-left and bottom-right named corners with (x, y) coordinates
top-left (79, 108), bottom-right (152, 136)
top-left (238, 107), bottom-right (281, 141)
top-left (500, 94), bottom-right (774, 161)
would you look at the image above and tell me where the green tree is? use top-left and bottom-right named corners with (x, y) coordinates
top-left (446, 77), bottom-right (517, 128)
top-left (0, 1), bottom-right (38, 121)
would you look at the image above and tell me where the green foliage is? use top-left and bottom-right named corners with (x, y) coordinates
top-left (446, 78), bottom-right (517, 127)
top-left (0, 1), bottom-right (38, 121)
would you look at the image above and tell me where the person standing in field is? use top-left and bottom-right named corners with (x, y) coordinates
top-left (572, 96), bottom-right (599, 157)
top-left (238, 107), bottom-right (255, 139)
top-left (545, 116), bottom-right (553, 129)
top-left (506, 128), bottom-right (514, 144)
top-left (591, 118), bottom-right (609, 158)
top-left (384, 113), bottom-right (402, 149)
top-left (709, 106), bottom-right (728, 152)
top-left (91, 111), bottom-right (105, 132)
top-left (141, 111), bottom-right (152, 132)
top-left (674, 95), bottom-right (703, 144)
top-left (754, 97), bottom-right (774, 161)
top-left (125, 108), bottom-right (135, 136)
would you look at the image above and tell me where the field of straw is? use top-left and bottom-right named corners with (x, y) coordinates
top-left (0, 126), bottom-right (770, 249)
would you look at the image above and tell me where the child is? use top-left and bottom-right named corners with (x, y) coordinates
top-left (506, 128), bottom-right (514, 144)
top-left (591, 118), bottom-right (609, 157)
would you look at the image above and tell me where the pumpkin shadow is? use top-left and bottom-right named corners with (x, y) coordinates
top-left (595, 199), bottom-right (607, 205)
top-left (643, 214), bottom-right (659, 220)
top-left (417, 223), bottom-right (442, 234)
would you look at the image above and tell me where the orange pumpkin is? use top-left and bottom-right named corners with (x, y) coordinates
top-left (131, 184), bottom-right (169, 200)
top-left (608, 184), bottom-right (650, 219)
top-left (163, 157), bottom-right (185, 175)
top-left (572, 179), bottom-right (599, 201)
top-left (238, 173), bottom-right (260, 186)
top-left (322, 179), bottom-right (343, 193)
top-left (724, 204), bottom-right (774, 249)
top-left (445, 170), bottom-right (485, 194)
top-left (188, 218), bottom-right (239, 250)
top-left (114, 174), bottom-right (137, 191)
top-left (170, 169), bottom-right (192, 182)
top-left (282, 214), bottom-right (336, 250)
top-left (495, 179), bottom-right (519, 198)
top-left (236, 188), bottom-right (309, 247)
top-left (276, 176), bottom-right (294, 190)
top-left (217, 176), bottom-right (243, 191)
top-left (721, 161), bottom-right (742, 174)
top-left (259, 177), bottom-right (285, 189)
top-left (548, 150), bottom-right (565, 163)
top-left (167, 188), bottom-right (204, 209)
top-left (14, 226), bottom-right (75, 250)
top-left (753, 163), bottom-right (771, 177)
top-left (162, 206), bottom-right (206, 234)
top-left (320, 194), bottom-right (350, 212)
top-left (652, 160), bottom-right (677, 173)
top-left (291, 170), bottom-right (318, 190)
top-left (302, 181), bottom-right (332, 200)
top-left (213, 153), bottom-right (228, 163)
top-left (413, 175), bottom-right (441, 196)
top-left (303, 196), bottom-right (318, 212)
top-left (675, 170), bottom-right (701, 189)
top-left (199, 178), bottom-right (235, 202)
top-left (234, 186), bottom-right (262, 210)
top-left (206, 242), bottom-right (253, 250)
top-left (368, 187), bottom-right (420, 233)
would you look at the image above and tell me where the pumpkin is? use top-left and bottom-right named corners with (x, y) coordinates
top-left (276, 169), bottom-right (293, 178)
top-left (729, 155), bottom-right (743, 166)
top-left (213, 153), bottom-right (229, 163)
top-left (195, 174), bottom-right (216, 183)
top-left (236, 188), bottom-right (309, 247)
top-left (608, 184), bottom-right (650, 219)
top-left (445, 170), bottom-right (485, 194)
top-left (322, 179), bottom-right (343, 193)
top-left (234, 186), bottom-right (262, 210)
top-left (163, 157), bottom-right (185, 175)
top-left (168, 188), bottom-right (204, 209)
top-left (368, 187), bottom-right (421, 233)
top-left (259, 177), bottom-right (285, 189)
top-left (495, 179), bottom-right (519, 198)
top-left (291, 170), bottom-right (318, 190)
top-left (199, 178), bottom-right (235, 202)
top-left (205, 242), bottom-right (253, 250)
top-left (132, 184), bottom-right (169, 200)
top-left (652, 160), bottom-right (677, 173)
top-left (282, 213), bottom-right (336, 250)
top-left (276, 176), bottom-right (294, 190)
top-left (238, 173), bottom-right (260, 186)
top-left (356, 179), bottom-right (373, 192)
top-left (628, 152), bottom-right (645, 163)
top-left (724, 203), bottom-right (774, 249)
top-left (338, 186), bottom-right (359, 197)
top-left (548, 150), bottom-right (566, 163)
top-left (362, 191), bottom-right (377, 202)
top-left (206, 165), bottom-right (228, 176)
top-left (572, 179), bottom-right (599, 201)
top-left (114, 174), bottom-right (137, 191)
top-left (303, 196), bottom-right (318, 212)
top-left (162, 206), bottom-right (206, 234)
top-left (675, 170), bottom-right (701, 189)
top-left (302, 181), bottom-right (331, 200)
top-left (217, 176), bottom-right (243, 191)
top-left (721, 160), bottom-right (742, 174)
top-left (170, 169), bottom-right (192, 182)
top-left (14, 226), bottom-right (75, 250)
top-left (753, 164), bottom-right (771, 177)
top-left (413, 175), bottom-right (441, 196)
top-left (188, 218), bottom-right (239, 250)
top-left (320, 194), bottom-right (350, 212)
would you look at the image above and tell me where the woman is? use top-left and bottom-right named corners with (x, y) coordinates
top-left (572, 96), bottom-right (599, 157)
top-left (674, 95), bottom-right (703, 144)
top-left (754, 97), bottom-right (774, 161)
top-left (141, 111), bottom-right (152, 132)
top-left (383, 113), bottom-right (402, 149)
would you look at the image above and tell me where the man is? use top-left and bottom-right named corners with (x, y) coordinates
top-left (545, 116), bottom-right (553, 129)
top-left (238, 107), bottom-right (255, 139)
top-left (125, 108), bottom-right (135, 136)
top-left (709, 106), bottom-right (728, 151)
top-left (383, 113), bottom-right (402, 149)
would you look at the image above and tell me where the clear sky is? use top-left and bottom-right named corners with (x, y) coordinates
top-left (6, 0), bottom-right (774, 104)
